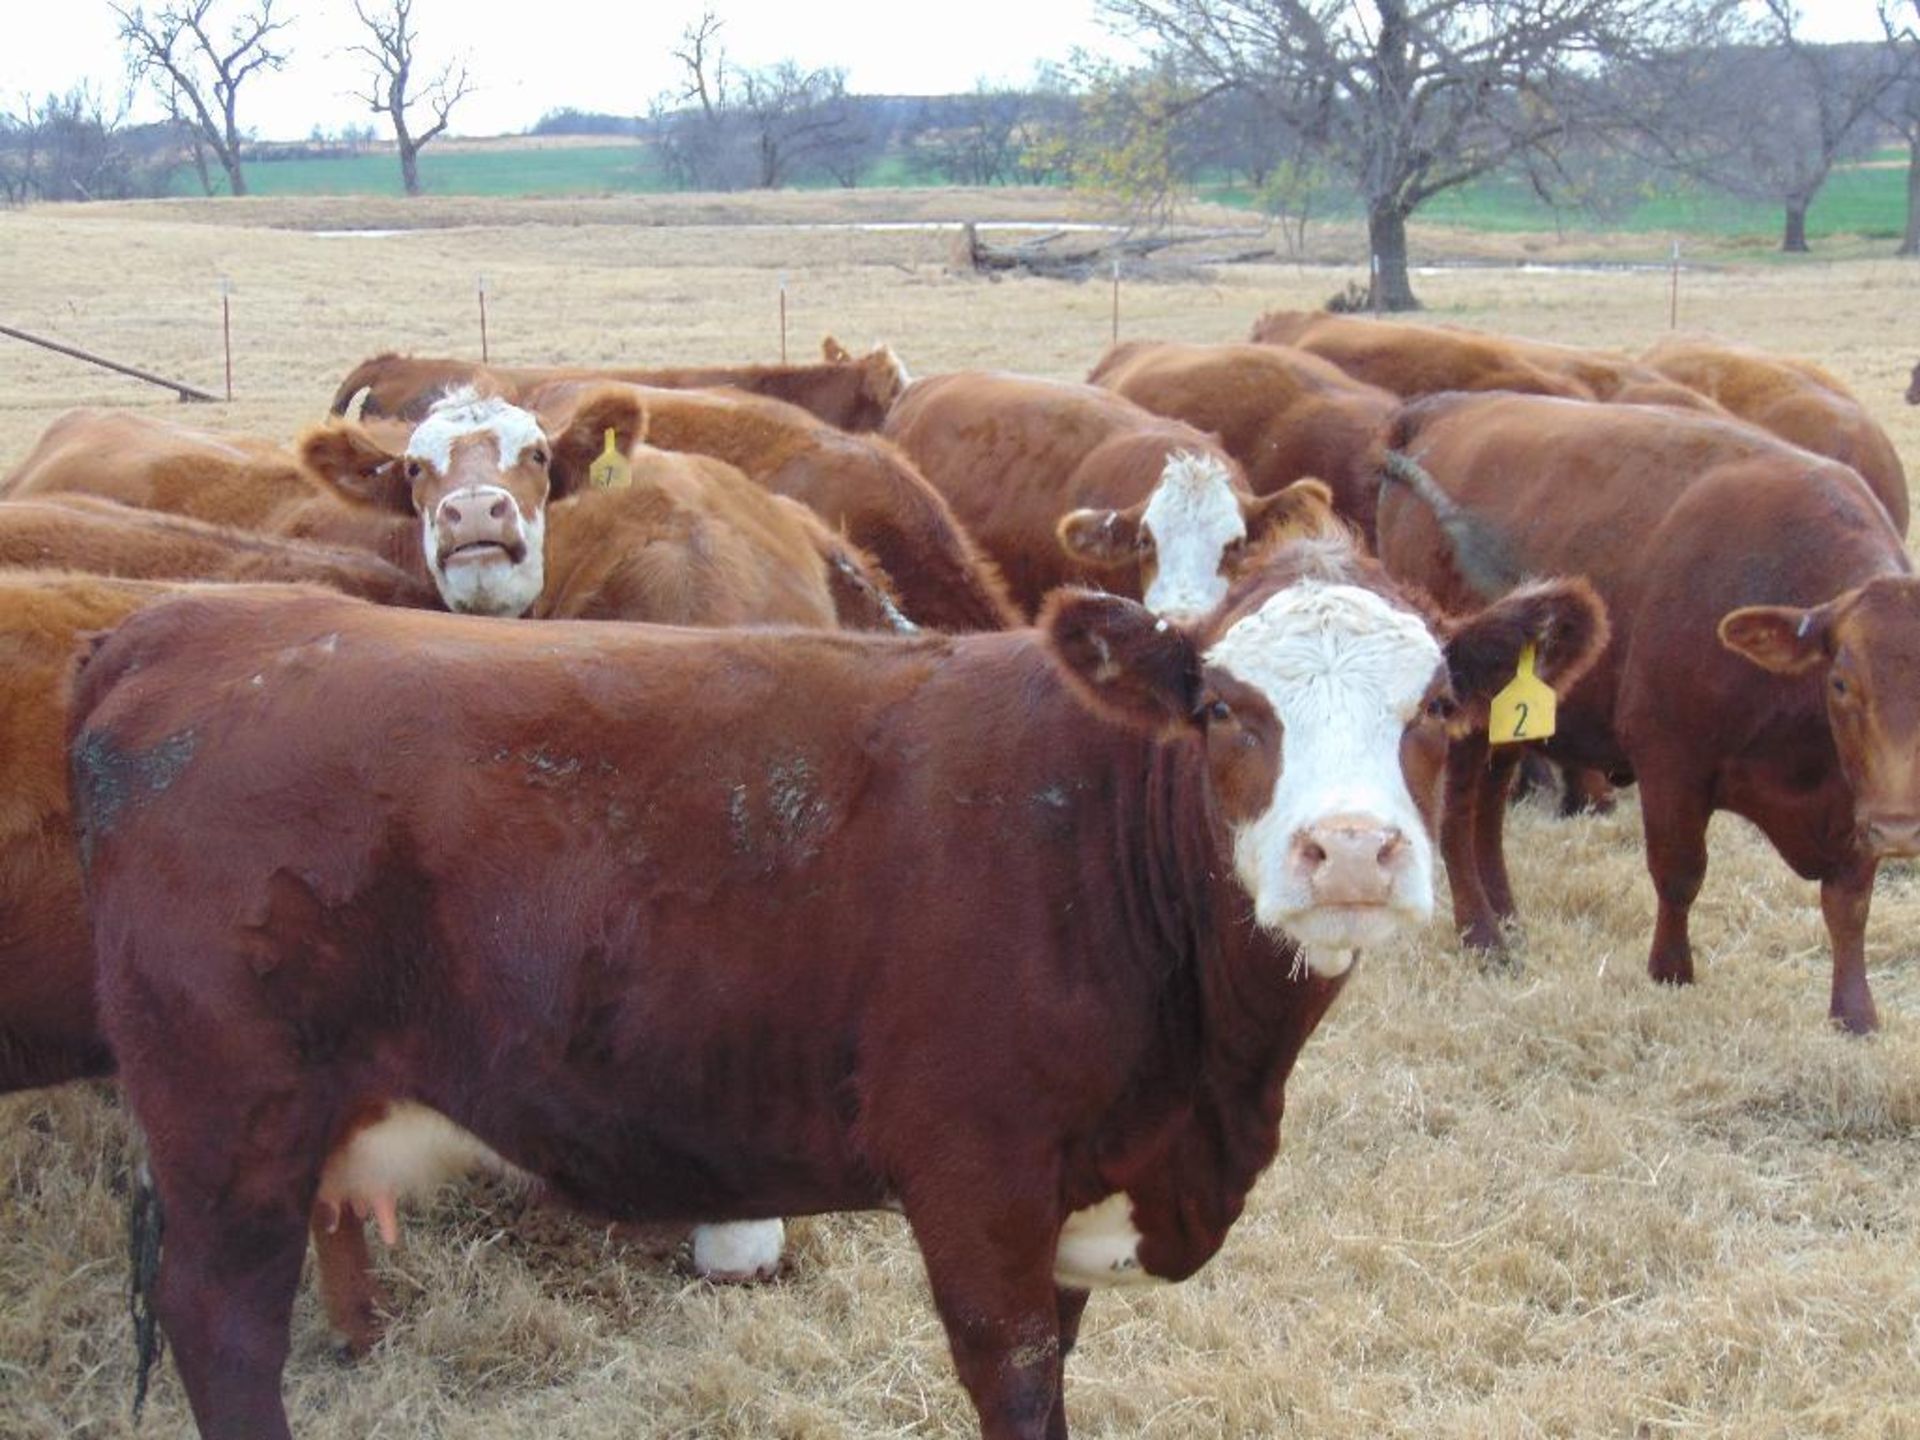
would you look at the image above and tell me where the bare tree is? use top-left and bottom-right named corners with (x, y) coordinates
top-left (1683, 4), bottom-right (1900, 252)
top-left (1877, 1), bottom-right (1920, 255)
top-left (738, 63), bottom-right (863, 187)
top-left (0, 87), bottom-right (155, 203)
top-left (1096, 0), bottom-right (1738, 309)
top-left (112, 0), bottom-right (289, 197)
top-left (349, 0), bottom-right (473, 196)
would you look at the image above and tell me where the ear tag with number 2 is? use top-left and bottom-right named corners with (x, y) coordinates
top-left (588, 428), bottom-right (630, 491)
top-left (1488, 643), bottom-right (1555, 745)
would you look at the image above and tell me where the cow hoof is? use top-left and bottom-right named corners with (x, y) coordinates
top-left (691, 1220), bottom-right (786, 1284)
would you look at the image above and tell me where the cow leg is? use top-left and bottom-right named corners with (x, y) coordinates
top-left (1475, 746), bottom-right (1525, 925)
top-left (1047, 1287), bottom-right (1091, 1440)
top-left (1442, 732), bottom-right (1497, 950)
top-left (154, 1199), bottom-right (308, 1440)
top-left (1821, 856), bottom-right (1880, 1035)
top-left (904, 1189), bottom-right (1067, 1439)
top-left (310, 1202), bottom-right (388, 1357)
top-left (1559, 765), bottom-right (1617, 818)
top-left (1640, 772), bottom-right (1711, 987)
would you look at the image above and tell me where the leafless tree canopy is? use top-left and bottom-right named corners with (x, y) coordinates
top-left (111, 0), bottom-right (290, 198)
top-left (1096, 0), bottom-right (1743, 308)
top-left (349, 0), bottom-right (473, 196)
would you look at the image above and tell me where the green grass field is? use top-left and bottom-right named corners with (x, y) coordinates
top-left (189, 138), bottom-right (1910, 243)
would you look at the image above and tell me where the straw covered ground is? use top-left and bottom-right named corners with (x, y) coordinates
top-left (3, 191), bottom-right (1920, 1439)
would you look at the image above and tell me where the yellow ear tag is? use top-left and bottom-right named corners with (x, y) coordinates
top-left (1488, 643), bottom-right (1556, 745)
top-left (588, 428), bottom-right (630, 491)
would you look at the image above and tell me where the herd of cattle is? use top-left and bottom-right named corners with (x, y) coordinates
top-left (0, 310), bottom-right (1911, 1438)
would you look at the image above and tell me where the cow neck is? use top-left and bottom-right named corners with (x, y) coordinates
top-left (1089, 733), bottom-right (1345, 1235)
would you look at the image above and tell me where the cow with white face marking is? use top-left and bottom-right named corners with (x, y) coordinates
top-left (295, 383), bottom-right (648, 618)
top-left (882, 369), bottom-right (1341, 620)
top-left (74, 529), bottom-right (1605, 1439)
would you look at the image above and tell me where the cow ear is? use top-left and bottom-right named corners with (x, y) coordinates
top-left (1246, 478), bottom-right (1341, 545)
top-left (822, 336), bottom-right (853, 363)
top-left (1042, 589), bottom-right (1202, 734)
top-left (1057, 508), bottom-right (1142, 569)
top-left (545, 388), bottom-right (648, 499)
top-left (1719, 601), bottom-right (1839, 675)
top-left (1443, 578), bottom-right (1610, 707)
top-left (298, 422), bottom-right (411, 512)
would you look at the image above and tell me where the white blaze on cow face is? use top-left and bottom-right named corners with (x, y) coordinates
top-left (1140, 452), bottom-right (1246, 622)
top-left (1207, 581), bottom-right (1443, 961)
top-left (407, 390), bottom-right (553, 617)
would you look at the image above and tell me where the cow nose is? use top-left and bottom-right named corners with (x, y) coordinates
top-left (1864, 814), bottom-right (1920, 857)
top-left (1291, 817), bottom-right (1408, 906)
top-left (435, 487), bottom-right (523, 553)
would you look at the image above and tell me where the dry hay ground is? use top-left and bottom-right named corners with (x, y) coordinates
top-left (4, 194), bottom-right (1920, 1439)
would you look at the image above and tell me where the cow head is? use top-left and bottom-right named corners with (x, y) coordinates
top-left (1057, 460), bottom-right (1344, 623)
top-left (1720, 576), bottom-right (1920, 857)
top-left (823, 335), bottom-right (912, 429)
top-left (1045, 538), bottom-right (1606, 967)
top-left (302, 385), bottom-right (645, 617)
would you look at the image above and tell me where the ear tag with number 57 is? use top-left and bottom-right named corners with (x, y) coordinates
top-left (588, 427), bottom-right (630, 491)
top-left (1488, 643), bottom-right (1555, 745)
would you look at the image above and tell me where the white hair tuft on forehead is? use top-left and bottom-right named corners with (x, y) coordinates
top-left (407, 389), bottom-right (547, 476)
top-left (1141, 450), bottom-right (1245, 619)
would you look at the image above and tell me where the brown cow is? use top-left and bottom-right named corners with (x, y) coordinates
top-left (0, 496), bottom-right (434, 607)
top-left (1377, 391), bottom-right (1920, 1032)
top-left (883, 370), bottom-right (1341, 620)
top-left (1640, 336), bottom-right (1909, 534)
top-left (519, 378), bottom-right (1020, 632)
top-left (329, 335), bottom-right (911, 432)
top-left (74, 536), bottom-right (1603, 1440)
top-left (1087, 340), bottom-right (1399, 537)
top-left (1248, 309), bottom-right (1719, 410)
top-left (4, 389), bottom-right (647, 617)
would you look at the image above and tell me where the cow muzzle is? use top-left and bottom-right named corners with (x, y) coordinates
top-left (434, 486), bottom-right (528, 569)
top-left (1267, 813), bottom-right (1427, 949)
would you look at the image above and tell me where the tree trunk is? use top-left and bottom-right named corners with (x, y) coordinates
top-left (1367, 202), bottom-right (1420, 311)
top-left (400, 144), bottom-right (421, 197)
top-left (1901, 137), bottom-right (1920, 258)
top-left (223, 155), bottom-right (248, 197)
top-left (1782, 201), bottom-right (1809, 253)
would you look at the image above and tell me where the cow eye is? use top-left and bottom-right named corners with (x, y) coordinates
top-left (405, 460), bottom-right (422, 480)
top-left (1136, 531), bottom-right (1156, 554)
top-left (531, 447), bottom-right (549, 466)
top-left (1197, 698), bottom-right (1232, 724)
top-left (1831, 675), bottom-right (1849, 697)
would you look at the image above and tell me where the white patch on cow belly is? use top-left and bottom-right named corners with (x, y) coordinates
top-left (691, 1219), bottom-right (786, 1281)
top-left (317, 1102), bottom-right (517, 1219)
top-left (1054, 1193), bottom-right (1165, 1289)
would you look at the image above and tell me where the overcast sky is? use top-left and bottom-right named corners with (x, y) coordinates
top-left (0, 0), bottom-right (1899, 142)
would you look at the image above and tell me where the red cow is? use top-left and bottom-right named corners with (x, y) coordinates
top-left (1640, 336), bottom-right (1909, 535)
top-left (1086, 340), bottom-right (1399, 537)
top-left (0, 496), bottom-right (434, 607)
top-left (883, 370), bottom-right (1342, 620)
top-left (519, 378), bottom-right (1020, 632)
top-left (329, 335), bottom-right (911, 432)
top-left (74, 537), bottom-right (1602, 1439)
top-left (1377, 391), bottom-right (1920, 1032)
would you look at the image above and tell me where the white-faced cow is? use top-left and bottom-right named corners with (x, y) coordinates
top-left (73, 532), bottom-right (1603, 1438)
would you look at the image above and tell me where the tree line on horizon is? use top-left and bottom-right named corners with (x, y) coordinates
top-left (9, 0), bottom-right (1920, 308)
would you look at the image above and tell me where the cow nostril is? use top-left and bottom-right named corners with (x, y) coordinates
top-left (488, 498), bottom-right (509, 522)
top-left (1378, 831), bottom-right (1407, 866)
top-left (1301, 840), bottom-right (1328, 868)
top-left (443, 502), bottom-right (463, 525)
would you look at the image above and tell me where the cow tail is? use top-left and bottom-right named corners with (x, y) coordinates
top-left (827, 544), bottom-right (919, 635)
top-left (1378, 450), bottom-right (1523, 600)
top-left (128, 1154), bottom-right (166, 1419)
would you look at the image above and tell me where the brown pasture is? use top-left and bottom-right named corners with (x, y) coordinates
top-left (5, 193), bottom-right (1920, 1439)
